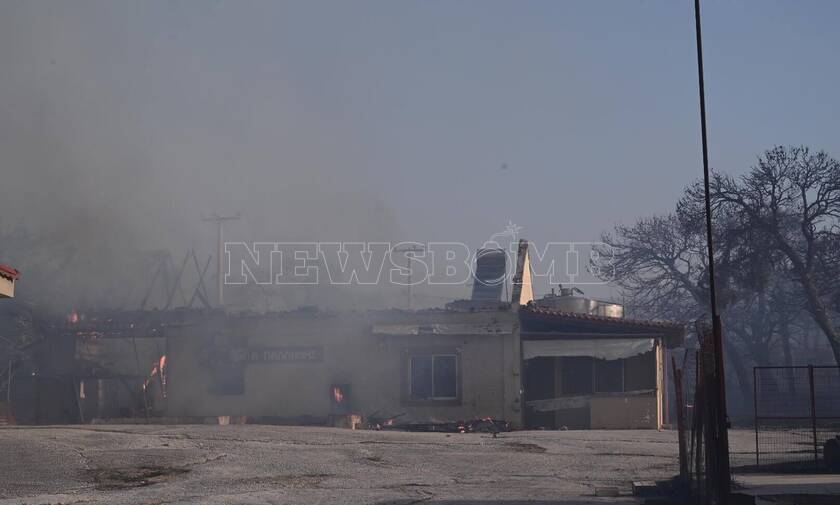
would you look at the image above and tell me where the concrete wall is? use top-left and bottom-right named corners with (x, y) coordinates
top-left (164, 310), bottom-right (522, 426)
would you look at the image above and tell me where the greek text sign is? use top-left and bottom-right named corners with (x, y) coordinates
top-left (237, 346), bottom-right (324, 364)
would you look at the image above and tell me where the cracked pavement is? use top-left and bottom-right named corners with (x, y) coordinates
top-left (0, 425), bottom-right (757, 504)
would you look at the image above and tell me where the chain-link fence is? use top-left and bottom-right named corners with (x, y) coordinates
top-left (754, 365), bottom-right (840, 471)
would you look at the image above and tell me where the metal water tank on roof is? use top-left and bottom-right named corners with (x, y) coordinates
top-left (470, 249), bottom-right (506, 301)
top-left (532, 286), bottom-right (624, 318)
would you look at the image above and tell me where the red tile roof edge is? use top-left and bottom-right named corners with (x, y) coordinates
top-left (522, 306), bottom-right (685, 333)
top-left (0, 264), bottom-right (20, 280)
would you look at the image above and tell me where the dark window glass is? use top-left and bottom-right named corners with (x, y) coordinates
top-left (624, 351), bottom-right (656, 391)
top-left (433, 355), bottom-right (457, 398)
top-left (410, 356), bottom-right (434, 399)
top-left (409, 354), bottom-right (457, 400)
top-left (560, 356), bottom-right (594, 395)
top-left (594, 359), bottom-right (624, 393)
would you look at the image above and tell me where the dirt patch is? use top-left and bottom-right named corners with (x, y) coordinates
top-left (89, 465), bottom-right (190, 490)
top-left (505, 441), bottom-right (547, 453)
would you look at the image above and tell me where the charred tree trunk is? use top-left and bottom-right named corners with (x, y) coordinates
top-left (775, 236), bottom-right (840, 365)
top-left (779, 320), bottom-right (796, 393)
top-left (798, 270), bottom-right (840, 365)
top-left (723, 335), bottom-right (753, 413)
top-left (780, 321), bottom-right (794, 367)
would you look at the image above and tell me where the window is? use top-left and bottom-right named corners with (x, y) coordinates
top-left (623, 350), bottom-right (656, 391)
top-left (560, 356), bottom-right (594, 395)
top-left (409, 354), bottom-right (457, 400)
top-left (594, 358), bottom-right (624, 393)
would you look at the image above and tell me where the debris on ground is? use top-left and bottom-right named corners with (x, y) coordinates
top-left (379, 417), bottom-right (511, 434)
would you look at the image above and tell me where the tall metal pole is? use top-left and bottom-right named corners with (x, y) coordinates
top-left (693, 0), bottom-right (730, 502)
top-left (202, 213), bottom-right (240, 307)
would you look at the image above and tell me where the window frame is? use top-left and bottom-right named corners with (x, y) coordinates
top-left (409, 354), bottom-right (458, 400)
top-left (401, 347), bottom-right (462, 406)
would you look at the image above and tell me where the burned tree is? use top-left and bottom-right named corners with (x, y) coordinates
top-left (594, 210), bottom-right (763, 407)
top-left (708, 146), bottom-right (840, 365)
top-left (593, 149), bottom-right (829, 408)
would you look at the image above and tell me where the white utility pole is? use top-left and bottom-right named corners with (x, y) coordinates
top-left (201, 213), bottom-right (240, 307)
top-left (392, 244), bottom-right (424, 310)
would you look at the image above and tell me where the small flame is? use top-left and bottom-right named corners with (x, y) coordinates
top-left (68, 312), bottom-right (79, 324)
top-left (159, 355), bottom-right (167, 397)
top-left (332, 386), bottom-right (344, 403)
top-left (141, 354), bottom-right (169, 399)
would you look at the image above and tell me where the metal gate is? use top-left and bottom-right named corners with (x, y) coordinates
top-left (754, 365), bottom-right (840, 470)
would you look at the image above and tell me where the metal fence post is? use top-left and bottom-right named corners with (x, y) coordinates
top-left (672, 356), bottom-right (688, 481)
top-left (808, 365), bottom-right (818, 468)
top-left (754, 367), bottom-right (759, 469)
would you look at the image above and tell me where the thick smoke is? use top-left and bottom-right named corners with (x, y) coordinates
top-left (0, 2), bottom-right (402, 313)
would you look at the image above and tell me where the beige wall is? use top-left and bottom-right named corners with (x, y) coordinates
top-left (0, 276), bottom-right (14, 298)
top-left (589, 395), bottom-right (658, 429)
top-left (164, 311), bottom-right (522, 426)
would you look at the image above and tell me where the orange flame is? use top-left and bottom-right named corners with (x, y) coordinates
top-left (332, 386), bottom-right (344, 403)
top-left (141, 354), bottom-right (169, 399)
top-left (158, 355), bottom-right (167, 397)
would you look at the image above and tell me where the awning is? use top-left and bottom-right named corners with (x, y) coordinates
top-left (522, 337), bottom-right (654, 361)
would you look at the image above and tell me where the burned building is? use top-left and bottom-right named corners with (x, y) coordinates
top-left (5, 242), bottom-right (685, 430)
top-left (160, 242), bottom-right (683, 429)
top-left (165, 307), bottom-right (520, 426)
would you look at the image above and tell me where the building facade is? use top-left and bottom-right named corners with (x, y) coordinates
top-left (164, 307), bottom-right (522, 425)
top-left (8, 243), bottom-right (686, 430)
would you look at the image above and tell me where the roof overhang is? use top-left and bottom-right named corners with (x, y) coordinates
top-left (0, 264), bottom-right (19, 299)
top-left (372, 323), bottom-right (514, 336)
top-left (520, 306), bottom-right (686, 348)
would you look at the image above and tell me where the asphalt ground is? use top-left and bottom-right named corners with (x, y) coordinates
top-left (0, 425), bottom-right (758, 505)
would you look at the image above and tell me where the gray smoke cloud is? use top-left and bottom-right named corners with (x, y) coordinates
top-left (0, 1), bottom-right (402, 313)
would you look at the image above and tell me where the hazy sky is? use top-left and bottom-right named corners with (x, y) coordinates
top-left (1, 0), bottom-right (839, 306)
